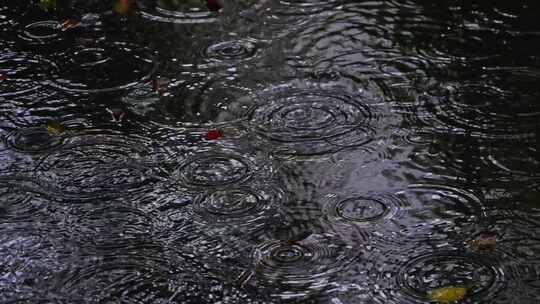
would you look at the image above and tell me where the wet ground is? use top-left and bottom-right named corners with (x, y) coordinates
top-left (1, 0), bottom-right (540, 303)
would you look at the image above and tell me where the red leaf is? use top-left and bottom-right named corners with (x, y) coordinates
top-left (207, 0), bottom-right (223, 11)
top-left (152, 77), bottom-right (169, 94)
top-left (205, 129), bottom-right (223, 140)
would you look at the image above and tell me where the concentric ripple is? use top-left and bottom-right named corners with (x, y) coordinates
top-left (157, 77), bottom-right (255, 126)
top-left (191, 183), bottom-right (284, 233)
top-left (203, 39), bottom-right (260, 66)
top-left (67, 205), bottom-right (157, 254)
top-left (60, 248), bottom-right (262, 304)
top-left (252, 234), bottom-right (358, 299)
top-left (4, 127), bottom-right (65, 153)
top-left (322, 194), bottom-right (402, 227)
top-left (423, 75), bottom-right (540, 137)
top-left (0, 177), bottom-right (51, 222)
top-left (390, 184), bottom-right (485, 243)
top-left (518, 264), bottom-right (540, 301)
top-left (0, 231), bottom-right (74, 301)
top-left (396, 252), bottom-right (505, 303)
top-left (322, 186), bottom-right (484, 245)
top-left (273, 0), bottom-right (343, 16)
top-left (482, 139), bottom-right (540, 179)
top-left (48, 42), bottom-right (156, 93)
top-left (0, 51), bottom-right (52, 97)
top-left (60, 252), bottom-right (189, 303)
top-left (19, 21), bottom-right (63, 45)
top-left (249, 87), bottom-right (375, 156)
top-left (34, 137), bottom-right (161, 200)
top-left (175, 149), bottom-right (269, 189)
top-left (137, 0), bottom-right (219, 24)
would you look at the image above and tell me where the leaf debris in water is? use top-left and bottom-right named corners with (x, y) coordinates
top-left (40, 0), bottom-right (58, 11)
top-left (427, 286), bottom-right (467, 303)
top-left (114, 0), bottom-right (134, 15)
top-left (46, 122), bottom-right (65, 136)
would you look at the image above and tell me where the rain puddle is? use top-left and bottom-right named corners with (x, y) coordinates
top-left (0, 0), bottom-right (539, 303)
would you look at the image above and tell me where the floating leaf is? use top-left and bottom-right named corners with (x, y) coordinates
top-left (152, 77), bottom-right (170, 95)
top-left (46, 122), bottom-right (65, 136)
top-left (40, 0), bottom-right (58, 11)
top-left (114, 0), bottom-right (134, 15)
top-left (428, 286), bottom-right (467, 303)
top-left (0, 73), bottom-right (7, 81)
top-left (204, 129), bottom-right (223, 140)
top-left (106, 108), bottom-right (126, 122)
top-left (470, 232), bottom-right (497, 253)
top-left (207, 0), bottom-right (224, 12)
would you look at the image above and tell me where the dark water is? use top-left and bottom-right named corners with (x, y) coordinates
top-left (1, 0), bottom-right (539, 303)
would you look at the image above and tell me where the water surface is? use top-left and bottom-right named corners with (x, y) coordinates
top-left (1, 0), bottom-right (539, 303)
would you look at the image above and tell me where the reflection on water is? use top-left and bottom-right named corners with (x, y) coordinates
top-left (1, 0), bottom-right (540, 303)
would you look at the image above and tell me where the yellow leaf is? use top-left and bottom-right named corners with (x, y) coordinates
top-left (46, 122), bottom-right (65, 136)
top-left (427, 286), bottom-right (467, 303)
